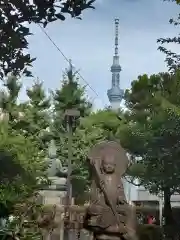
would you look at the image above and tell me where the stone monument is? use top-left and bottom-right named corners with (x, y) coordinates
top-left (40, 140), bottom-right (68, 205)
top-left (84, 141), bottom-right (137, 240)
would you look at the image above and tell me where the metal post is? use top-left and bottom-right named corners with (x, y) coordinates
top-left (66, 116), bottom-right (72, 219)
top-left (128, 182), bottom-right (131, 203)
top-left (159, 195), bottom-right (163, 226)
top-left (64, 116), bottom-right (73, 240)
top-left (64, 109), bottom-right (80, 240)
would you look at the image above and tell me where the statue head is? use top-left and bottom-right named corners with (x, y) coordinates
top-left (101, 155), bottom-right (116, 174)
top-left (88, 141), bottom-right (129, 177)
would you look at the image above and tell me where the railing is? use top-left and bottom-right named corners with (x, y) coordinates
top-left (42, 205), bottom-right (92, 240)
top-left (43, 203), bottom-right (180, 240)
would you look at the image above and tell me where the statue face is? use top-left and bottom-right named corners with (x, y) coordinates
top-left (102, 156), bottom-right (116, 174)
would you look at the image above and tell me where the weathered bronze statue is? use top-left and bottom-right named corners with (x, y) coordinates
top-left (84, 141), bottom-right (136, 240)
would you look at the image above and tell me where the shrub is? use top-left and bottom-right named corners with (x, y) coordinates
top-left (0, 122), bottom-right (46, 218)
top-left (137, 224), bottom-right (163, 240)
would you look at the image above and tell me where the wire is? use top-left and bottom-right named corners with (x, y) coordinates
top-left (38, 24), bottom-right (104, 102)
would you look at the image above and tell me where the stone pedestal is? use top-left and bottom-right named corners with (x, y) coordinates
top-left (40, 177), bottom-right (67, 205)
top-left (40, 190), bottom-right (65, 205)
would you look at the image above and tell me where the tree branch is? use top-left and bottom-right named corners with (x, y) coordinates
top-left (123, 175), bottom-right (141, 187)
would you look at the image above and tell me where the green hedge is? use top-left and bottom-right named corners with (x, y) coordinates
top-left (137, 224), bottom-right (163, 240)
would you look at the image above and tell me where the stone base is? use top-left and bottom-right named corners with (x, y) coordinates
top-left (39, 190), bottom-right (66, 205)
top-left (39, 177), bottom-right (68, 205)
top-left (49, 176), bottom-right (67, 186)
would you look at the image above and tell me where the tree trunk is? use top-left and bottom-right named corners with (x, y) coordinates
top-left (163, 187), bottom-right (176, 239)
top-left (163, 187), bottom-right (174, 225)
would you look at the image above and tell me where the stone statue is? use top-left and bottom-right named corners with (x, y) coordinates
top-left (47, 140), bottom-right (67, 178)
top-left (84, 141), bottom-right (136, 240)
top-left (39, 140), bottom-right (68, 205)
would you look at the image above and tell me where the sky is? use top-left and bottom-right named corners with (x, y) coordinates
top-left (23, 0), bottom-right (180, 110)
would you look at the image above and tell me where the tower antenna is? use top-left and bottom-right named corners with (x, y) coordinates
top-left (114, 18), bottom-right (119, 56)
top-left (107, 18), bottom-right (124, 110)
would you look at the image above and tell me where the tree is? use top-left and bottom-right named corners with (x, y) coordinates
top-left (71, 108), bottom-right (127, 201)
top-left (51, 65), bottom-right (93, 199)
top-left (0, 76), bottom-right (47, 222)
top-left (0, 121), bottom-right (46, 219)
top-left (52, 64), bottom-right (92, 146)
top-left (0, 75), bottom-right (24, 128)
top-left (82, 108), bottom-right (125, 140)
top-left (157, 0), bottom-right (180, 71)
top-left (119, 71), bottom-right (180, 228)
top-left (22, 80), bottom-right (51, 154)
top-left (70, 121), bottom-right (106, 202)
top-left (0, 76), bottom-right (51, 155)
top-left (0, 0), bottom-right (95, 78)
